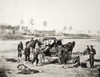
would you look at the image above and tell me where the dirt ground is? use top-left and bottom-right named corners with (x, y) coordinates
top-left (1, 54), bottom-right (100, 77)
top-left (0, 39), bottom-right (100, 77)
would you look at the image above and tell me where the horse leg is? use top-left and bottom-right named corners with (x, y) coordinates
top-left (36, 56), bottom-right (39, 66)
top-left (64, 57), bottom-right (67, 65)
top-left (42, 53), bottom-right (46, 62)
top-left (58, 57), bottom-right (62, 64)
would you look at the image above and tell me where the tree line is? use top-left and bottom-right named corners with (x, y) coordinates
top-left (0, 24), bottom-right (20, 30)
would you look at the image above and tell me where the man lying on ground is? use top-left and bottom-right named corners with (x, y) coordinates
top-left (17, 64), bottom-right (43, 74)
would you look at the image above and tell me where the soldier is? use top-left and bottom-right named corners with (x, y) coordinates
top-left (83, 45), bottom-right (90, 55)
top-left (89, 45), bottom-right (96, 68)
top-left (30, 38), bottom-right (36, 55)
top-left (86, 45), bottom-right (90, 54)
top-left (32, 39), bottom-right (40, 66)
top-left (57, 45), bottom-right (64, 64)
top-left (51, 39), bottom-right (57, 48)
top-left (24, 43), bottom-right (30, 61)
top-left (17, 41), bottom-right (23, 61)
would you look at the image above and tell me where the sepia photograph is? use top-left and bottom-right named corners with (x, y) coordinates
top-left (0, 0), bottom-right (100, 77)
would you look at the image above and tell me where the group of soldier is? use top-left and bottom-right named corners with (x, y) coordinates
top-left (17, 38), bottom-right (71, 65)
top-left (84, 45), bottom-right (96, 68)
top-left (17, 37), bottom-right (96, 68)
top-left (17, 38), bottom-right (42, 66)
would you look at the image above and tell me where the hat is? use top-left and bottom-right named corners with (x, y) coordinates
top-left (90, 45), bottom-right (93, 47)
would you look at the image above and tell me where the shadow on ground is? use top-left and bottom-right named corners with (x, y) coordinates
top-left (85, 58), bottom-right (100, 62)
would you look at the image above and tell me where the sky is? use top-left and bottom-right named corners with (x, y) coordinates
top-left (0, 0), bottom-right (100, 34)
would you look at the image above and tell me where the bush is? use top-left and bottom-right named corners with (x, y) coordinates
top-left (1, 34), bottom-right (26, 40)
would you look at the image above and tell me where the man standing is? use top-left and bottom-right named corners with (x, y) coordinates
top-left (87, 45), bottom-right (90, 54)
top-left (83, 45), bottom-right (90, 55)
top-left (32, 39), bottom-right (40, 66)
top-left (30, 38), bottom-right (36, 56)
top-left (57, 45), bottom-right (64, 64)
top-left (24, 43), bottom-right (30, 61)
top-left (17, 41), bottom-right (23, 61)
top-left (89, 45), bottom-right (96, 68)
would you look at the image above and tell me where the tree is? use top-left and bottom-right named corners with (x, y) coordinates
top-left (69, 26), bottom-right (72, 34)
top-left (63, 26), bottom-right (67, 33)
top-left (19, 19), bottom-right (24, 29)
top-left (63, 26), bottom-right (67, 30)
top-left (43, 21), bottom-right (47, 30)
top-left (18, 19), bottom-right (24, 33)
top-left (19, 19), bottom-right (24, 25)
top-left (29, 18), bottom-right (34, 32)
top-left (29, 18), bottom-right (34, 26)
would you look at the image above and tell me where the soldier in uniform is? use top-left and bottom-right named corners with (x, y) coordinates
top-left (17, 41), bottom-right (23, 61)
top-left (32, 39), bottom-right (40, 66)
top-left (83, 45), bottom-right (90, 55)
top-left (86, 45), bottom-right (90, 54)
top-left (57, 45), bottom-right (64, 64)
top-left (24, 43), bottom-right (30, 61)
top-left (89, 45), bottom-right (96, 68)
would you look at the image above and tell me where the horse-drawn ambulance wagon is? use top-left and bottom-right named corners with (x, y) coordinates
top-left (26, 36), bottom-right (77, 65)
top-left (42, 37), bottom-right (58, 57)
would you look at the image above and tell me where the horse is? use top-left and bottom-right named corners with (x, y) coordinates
top-left (63, 45), bottom-right (70, 64)
top-left (24, 40), bottom-right (75, 65)
top-left (59, 41), bottom-right (76, 64)
top-left (39, 41), bottom-right (76, 65)
top-left (63, 41), bottom-right (75, 53)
